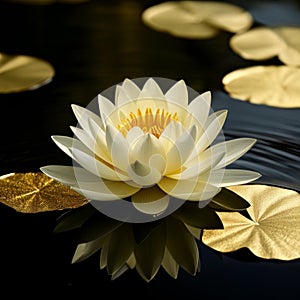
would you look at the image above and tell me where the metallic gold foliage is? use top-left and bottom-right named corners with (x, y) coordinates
top-left (142, 1), bottom-right (253, 39)
top-left (222, 65), bottom-right (300, 108)
top-left (0, 172), bottom-right (87, 213)
top-left (230, 26), bottom-right (300, 66)
top-left (202, 185), bottom-right (300, 260)
top-left (0, 53), bottom-right (55, 93)
top-left (5, 0), bottom-right (89, 4)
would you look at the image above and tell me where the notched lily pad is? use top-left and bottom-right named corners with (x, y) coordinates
top-left (203, 185), bottom-right (300, 260)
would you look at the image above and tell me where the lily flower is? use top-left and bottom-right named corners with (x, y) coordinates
top-left (41, 77), bottom-right (260, 221)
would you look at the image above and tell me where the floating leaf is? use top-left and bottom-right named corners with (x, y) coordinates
top-left (222, 65), bottom-right (300, 108)
top-left (5, 0), bottom-right (89, 4)
top-left (0, 172), bottom-right (87, 213)
top-left (202, 185), bottom-right (300, 260)
top-left (230, 26), bottom-right (300, 66)
top-left (0, 53), bottom-right (55, 93)
top-left (142, 1), bottom-right (253, 39)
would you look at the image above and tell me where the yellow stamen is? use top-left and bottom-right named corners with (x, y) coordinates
top-left (117, 107), bottom-right (178, 138)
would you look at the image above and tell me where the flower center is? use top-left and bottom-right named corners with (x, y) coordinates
top-left (117, 107), bottom-right (178, 138)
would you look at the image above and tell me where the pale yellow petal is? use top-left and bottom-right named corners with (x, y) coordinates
top-left (165, 79), bottom-right (188, 108)
top-left (72, 180), bottom-right (140, 201)
top-left (131, 186), bottom-right (169, 215)
top-left (165, 125), bottom-right (197, 174)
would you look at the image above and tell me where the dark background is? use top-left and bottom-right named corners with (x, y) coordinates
top-left (0, 0), bottom-right (300, 298)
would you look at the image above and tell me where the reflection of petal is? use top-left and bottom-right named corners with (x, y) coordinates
top-left (161, 247), bottom-right (179, 279)
top-left (166, 217), bottom-right (199, 275)
top-left (131, 186), bottom-right (170, 215)
top-left (107, 223), bottom-right (135, 275)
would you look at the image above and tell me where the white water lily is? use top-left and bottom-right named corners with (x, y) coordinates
top-left (41, 78), bottom-right (260, 221)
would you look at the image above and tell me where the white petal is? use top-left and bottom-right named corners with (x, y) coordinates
top-left (40, 165), bottom-right (99, 186)
top-left (213, 169), bottom-right (262, 187)
top-left (115, 85), bottom-right (131, 107)
top-left (200, 91), bottom-right (211, 104)
top-left (128, 160), bottom-right (162, 187)
top-left (165, 79), bottom-right (188, 108)
top-left (71, 104), bottom-right (103, 133)
top-left (72, 180), bottom-right (140, 200)
top-left (98, 94), bottom-right (116, 127)
top-left (130, 133), bottom-right (165, 166)
top-left (168, 151), bottom-right (225, 180)
top-left (194, 110), bottom-right (227, 154)
top-left (126, 126), bottom-right (144, 145)
top-left (107, 126), bottom-right (130, 172)
top-left (138, 78), bottom-right (165, 99)
top-left (160, 121), bottom-right (184, 153)
top-left (51, 135), bottom-right (92, 160)
top-left (214, 138), bottom-right (256, 168)
top-left (165, 125), bottom-right (197, 174)
top-left (115, 78), bottom-right (141, 107)
top-left (187, 93), bottom-right (211, 127)
top-left (70, 126), bottom-right (111, 163)
top-left (71, 148), bottom-right (128, 181)
top-left (158, 176), bottom-right (220, 201)
top-left (131, 186), bottom-right (169, 215)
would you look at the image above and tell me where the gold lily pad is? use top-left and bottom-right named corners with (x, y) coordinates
top-left (142, 1), bottom-right (253, 39)
top-left (230, 26), bottom-right (300, 66)
top-left (0, 172), bottom-right (88, 213)
top-left (202, 185), bottom-right (300, 260)
top-left (0, 53), bottom-right (55, 93)
top-left (222, 65), bottom-right (300, 108)
top-left (5, 0), bottom-right (89, 4)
